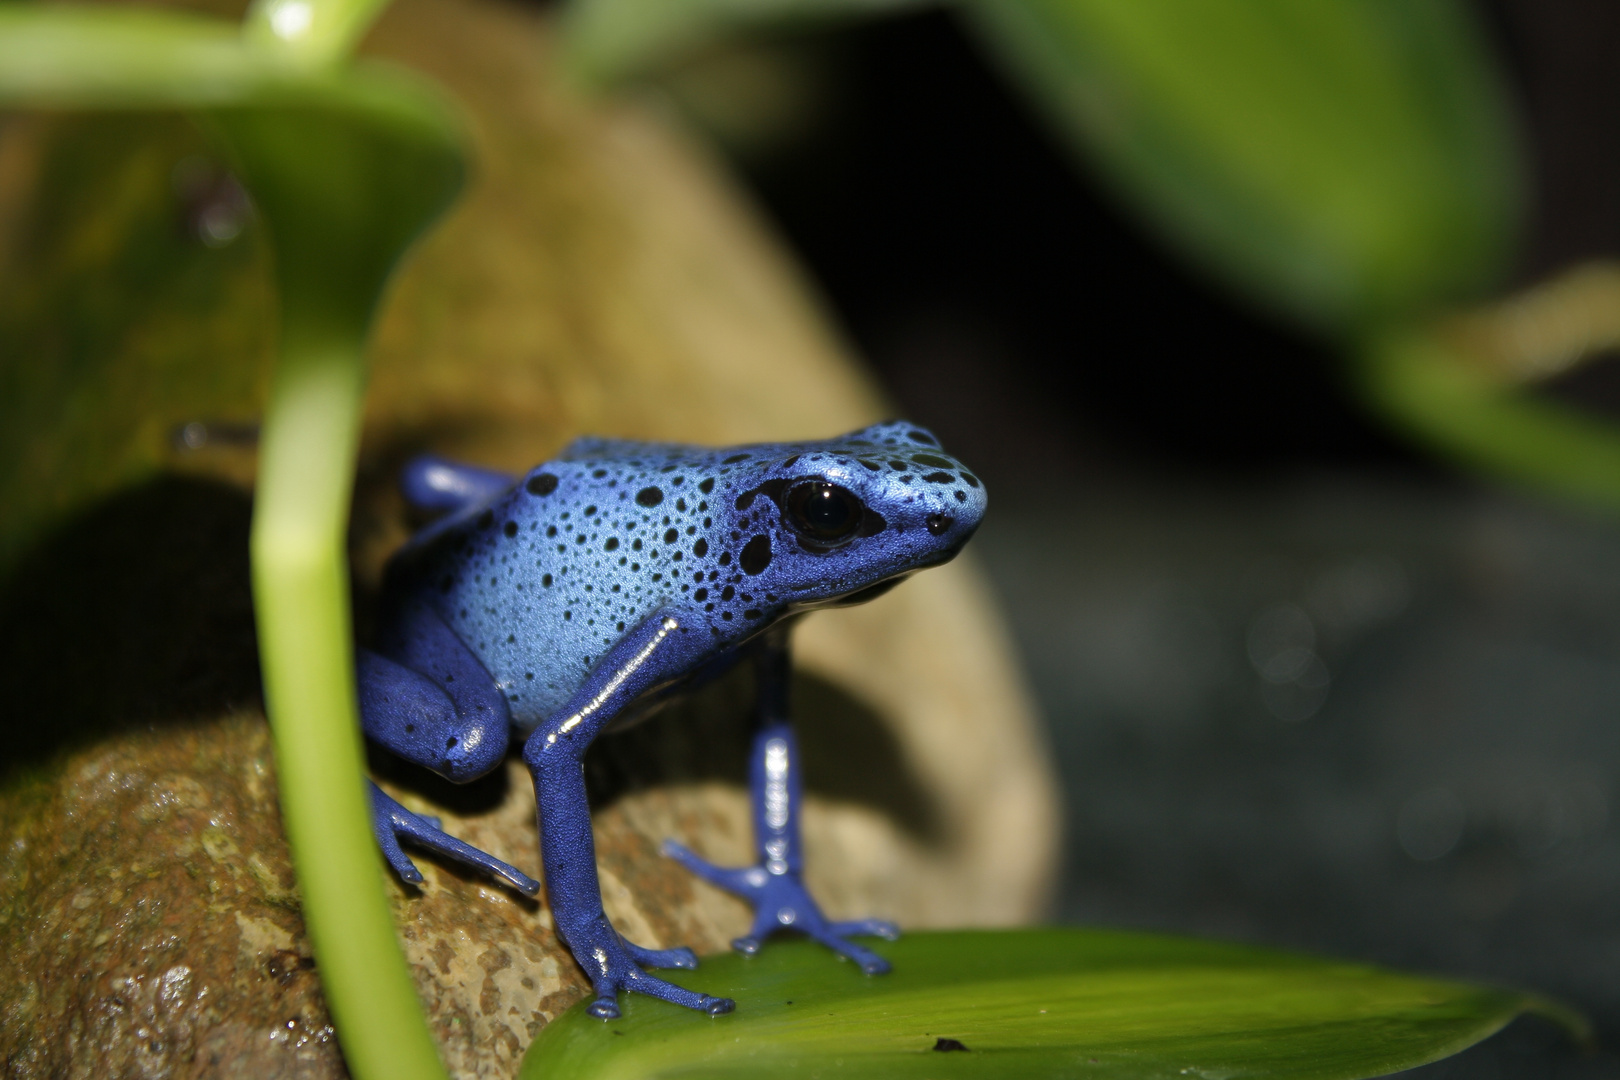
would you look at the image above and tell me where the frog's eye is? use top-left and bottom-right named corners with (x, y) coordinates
top-left (784, 481), bottom-right (864, 545)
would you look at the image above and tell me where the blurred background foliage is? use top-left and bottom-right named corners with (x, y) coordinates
top-left (566, 0), bottom-right (1620, 1076)
top-left (6, 0), bottom-right (1620, 1076)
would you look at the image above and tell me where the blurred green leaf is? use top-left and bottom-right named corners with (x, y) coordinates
top-left (523, 928), bottom-right (1578, 1080)
top-left (243, 0), bottom-right (396, 67)
top-left (963, 0), bottom-right (1522, 334)
top-left (0, 5), bottom-right (456, 125)
top-left (0, 113), bottom-right (273, 572)
top-left (561, 0), bottom-right (934, 84)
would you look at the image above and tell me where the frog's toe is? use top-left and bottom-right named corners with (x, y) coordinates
top-left (621, 969), bottom-right (734, 1018)
top-left (572, 924), bottom-right (734, 1017)
top-left (830, 918), bottom-right (900, 941)
top-left (661, 840), bottom-right (765, 897)
top-left (806, 926), bottom-right (892, 975)
top-left (624, 941), bottom-right (698, 970)
top-left (374, 820), bottom-right (426, 885)
top-left (600, 966), bottom-right (733, 1018)
top-left (370, 782), bottom-right (540, 895)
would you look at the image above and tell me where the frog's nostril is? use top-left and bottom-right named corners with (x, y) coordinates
top-left (925, 513), bottom-right (952, 536)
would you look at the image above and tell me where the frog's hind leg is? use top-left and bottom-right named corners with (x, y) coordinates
top-left (359, 599), bottom-right (537, 894)
top-left (400, 454), bottom-right (515, 515)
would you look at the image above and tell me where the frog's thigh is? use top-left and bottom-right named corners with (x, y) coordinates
top-left (360, 605), bottom-right (511, 783)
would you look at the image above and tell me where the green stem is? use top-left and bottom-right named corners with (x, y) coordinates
top-left (250, 326), bottom-right (447, 1080)
top-left (1357, 323), bottom-right (1620, 514)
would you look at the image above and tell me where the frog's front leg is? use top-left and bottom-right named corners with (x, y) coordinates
top-left (663, 626), bottom-right (899, 975)
top-left (522, 614), bottom-right (734, 1020)
top-left (399, 454), bottom-right (515, 515)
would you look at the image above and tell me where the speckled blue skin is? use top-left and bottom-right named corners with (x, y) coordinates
top-left (360, 421), bottom-right (986, 1019)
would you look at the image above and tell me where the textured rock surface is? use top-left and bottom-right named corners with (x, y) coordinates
top-left (0, 0), bottom-right (1059, 1076)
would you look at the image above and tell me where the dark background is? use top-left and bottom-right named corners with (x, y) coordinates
top-left (680, 3), bottom-right (1620, 1076)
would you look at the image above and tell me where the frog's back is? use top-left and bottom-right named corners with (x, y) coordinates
top-left (401, 438), bottom-right (745, 728)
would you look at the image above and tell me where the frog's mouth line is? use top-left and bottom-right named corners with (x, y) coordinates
top-left (828, 575), bottom-right (909, 607)
top-left (784, 531), bottom-right (973, 607)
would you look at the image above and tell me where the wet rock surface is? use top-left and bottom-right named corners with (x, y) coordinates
top-left (0, 717), bottom-right (335, 1079)
top-left (0, 0), bottom-right (1057, 1075)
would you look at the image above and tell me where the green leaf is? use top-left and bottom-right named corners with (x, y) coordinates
top-left (962, 0), bottom-right (1523, 334)
top-left (561, 0), bottom-right (935, 84)
top-left (523, 928), bottom-right (1579, 1080)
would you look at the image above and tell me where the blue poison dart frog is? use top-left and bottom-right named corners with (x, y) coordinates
top-left (362, 421), bottom-right (987, 1019)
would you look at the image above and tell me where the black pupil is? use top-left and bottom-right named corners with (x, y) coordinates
top-left (790, 483), bottom-right (859, 541)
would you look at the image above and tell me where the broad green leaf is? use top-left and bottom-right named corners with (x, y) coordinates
top-left (523, 928), bottom-right (1578, 1080)
top-left (561, 0), bottom-right (935, 84)
top-left (963, 0), bottom-right (1522, 334)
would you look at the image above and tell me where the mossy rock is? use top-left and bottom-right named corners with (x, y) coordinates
top-left (0, 0), bottom-right (1059, 1076)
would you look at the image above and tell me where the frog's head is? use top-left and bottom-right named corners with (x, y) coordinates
top-left (718, 421), bottom-right (986, 611)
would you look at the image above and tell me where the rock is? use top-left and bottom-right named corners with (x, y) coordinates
top-left (0, 0), bottom-right (1059, 1075)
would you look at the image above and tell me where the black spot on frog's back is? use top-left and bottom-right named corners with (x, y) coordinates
top-left (740, 535), bottom-right (772, 575)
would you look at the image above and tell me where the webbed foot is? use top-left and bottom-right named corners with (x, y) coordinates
top-left (663, 840), bottom-right (897, 974)
top-left (567, 916), bottom-right (733, 1020)
top-left (369, 782), bottom-right (540, 896)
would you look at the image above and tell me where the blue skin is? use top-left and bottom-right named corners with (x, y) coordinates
top-left (361, 421), bottom-right (987, 1019)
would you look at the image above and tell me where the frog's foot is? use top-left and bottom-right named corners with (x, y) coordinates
top-left (369, 782), bottom-right (540, 896)
top-left (662, 840), bottom-right (898, 975)
top-left (569, 921), bottom-right (733, 1020)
